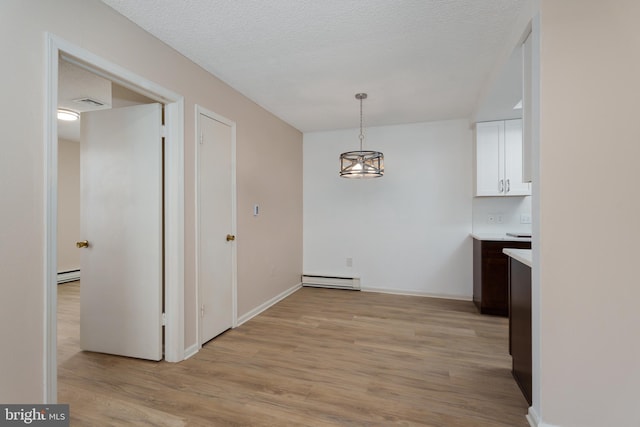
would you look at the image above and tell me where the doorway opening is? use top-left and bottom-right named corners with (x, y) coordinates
top-left (44, 33), bottom-right (185, 403)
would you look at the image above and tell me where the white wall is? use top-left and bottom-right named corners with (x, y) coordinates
top-left (57, 139), bottom-right (80, 273)
top-left (472, 196), bottom-right (532, 234)
top-left (304, 120), bottom-right (473, 299)
top-left (0, 0), bottom-right (302, 403)
top-left (538, 1), bottom-right (640, 426)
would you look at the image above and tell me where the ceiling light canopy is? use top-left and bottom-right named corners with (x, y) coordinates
top-left (339, 93), bottom-right (384, 179)
top-left (57, 108), bottom-right (80, 121)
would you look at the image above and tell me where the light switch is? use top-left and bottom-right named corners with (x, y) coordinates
top-left (253, 204), bottom-right (259, 216)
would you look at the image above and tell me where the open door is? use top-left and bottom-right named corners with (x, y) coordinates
top-left (79, 103), bottom-right (163, 361)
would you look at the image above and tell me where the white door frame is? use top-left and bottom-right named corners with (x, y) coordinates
top-left (44, 33), bottom-right (185, 403)
top-left (194, 105), bottom-right (237, 352)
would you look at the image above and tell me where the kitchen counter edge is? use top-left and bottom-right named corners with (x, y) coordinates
top-left (470, 233), bottom-right (532, 243)
top-left (503, 248), bottom-right (532, 268)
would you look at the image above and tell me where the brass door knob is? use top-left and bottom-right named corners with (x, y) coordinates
top-left (76, 240), bottom-right (89, 248)
top-left (226, 234), bottom-right (236, 242)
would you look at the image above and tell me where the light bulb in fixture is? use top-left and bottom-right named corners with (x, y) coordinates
top-left (57, 109), bottom-right (79, 121)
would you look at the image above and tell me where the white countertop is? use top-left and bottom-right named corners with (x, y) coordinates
top-left (470, 232), bottom-right (532, 242)
top-left (503, 248), bottom-right (532, 268)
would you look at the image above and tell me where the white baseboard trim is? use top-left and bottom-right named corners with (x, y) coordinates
top-left (361, 287), bottom-right (472, 301)
top-left (527, 407), bottom-right (560, 427)
top-left (237, 282), bottom-right (302, 326)
top-left (527, 407), bottom-right (538, 427)
top-left (57, 270), bottom-right (80, 284)
top-left (183, 343), bottom-right (199, 360)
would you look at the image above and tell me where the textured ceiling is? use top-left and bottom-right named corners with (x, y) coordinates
top-left (101, 0), bottom-right (527, 132)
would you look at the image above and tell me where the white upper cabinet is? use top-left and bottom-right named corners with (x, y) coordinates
top-left (475, 121), bottom-right (504, 196)
top-left (475, 119), bottom-right (531, 197)
top-left (504, 119), bottom-right (531, 195)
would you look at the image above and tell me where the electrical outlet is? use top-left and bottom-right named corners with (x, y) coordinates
top-left (346, 257), bottom-right (353, 267)
top-left (497, 215), bottom-right (504, 224)
top-left (520, 214), bottom-right (532, 224)
top-left (487, 215), bottom-right (496, 224)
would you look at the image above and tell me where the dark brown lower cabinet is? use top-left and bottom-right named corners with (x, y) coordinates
top-left (509, 257), bottom-right (532, 406)
top-left (473, 239), bottom-right (531, 316)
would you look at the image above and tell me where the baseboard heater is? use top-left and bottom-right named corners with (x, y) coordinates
top-left (57, 269), bottom-right (80, 284)
top-left (301, 274), bottom-right (361, 290)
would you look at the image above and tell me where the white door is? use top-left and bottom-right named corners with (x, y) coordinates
top-left (198, 112), bottom-right (234, 345)
top-left (79, 103), bottom-right (163, 361)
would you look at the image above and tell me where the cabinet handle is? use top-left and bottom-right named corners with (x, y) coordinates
top-left (499, 179), bottom-right (504, 193)
top-left (506, 179), bottom-right (511, 193)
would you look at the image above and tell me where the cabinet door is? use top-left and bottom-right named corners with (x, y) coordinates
top-left (475, 121), bottom-right (505, 196)
top-left (509, 258), bottom-right (533, 405)
top-left (504, 119), bottom-right (531, 196)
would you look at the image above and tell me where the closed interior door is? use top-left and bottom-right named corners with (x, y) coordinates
top-left (198, 112), bottom-right (234, 345)
top-left (79, 103), bottom-right (163, 361)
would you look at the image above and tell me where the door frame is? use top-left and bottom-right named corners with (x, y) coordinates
top-left (44, 33), bottom-right (185, 402)
top-left (194, 105), bottom-right (238, 352)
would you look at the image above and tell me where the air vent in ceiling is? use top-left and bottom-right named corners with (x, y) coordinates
top-left (73, 97), bottom-right (106, 107)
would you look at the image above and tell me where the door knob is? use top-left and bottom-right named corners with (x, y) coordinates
top-left (76, 240), bottom-right (89, 248)
top-left (226, 234), bottom-right (236, 242)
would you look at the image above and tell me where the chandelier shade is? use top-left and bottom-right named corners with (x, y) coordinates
top-left (339, 93), bottom-right (384, 178)
top-left (339, 150), bottom-right (384, 178)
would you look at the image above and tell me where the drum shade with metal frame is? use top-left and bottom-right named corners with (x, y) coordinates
top-left (339, 93), bottom-right (384, 178)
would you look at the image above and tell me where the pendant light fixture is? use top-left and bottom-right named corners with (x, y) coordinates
top-left (339, 93), bottom-right (384, 178)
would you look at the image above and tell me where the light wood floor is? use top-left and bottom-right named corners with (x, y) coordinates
top-left (57, 282), bottom-right (529, 426)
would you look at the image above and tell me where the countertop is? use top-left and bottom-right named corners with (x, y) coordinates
top-left (503, 248), bottom-right (532, 268)
top-left (470, 232), bottom-right (532, 242)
